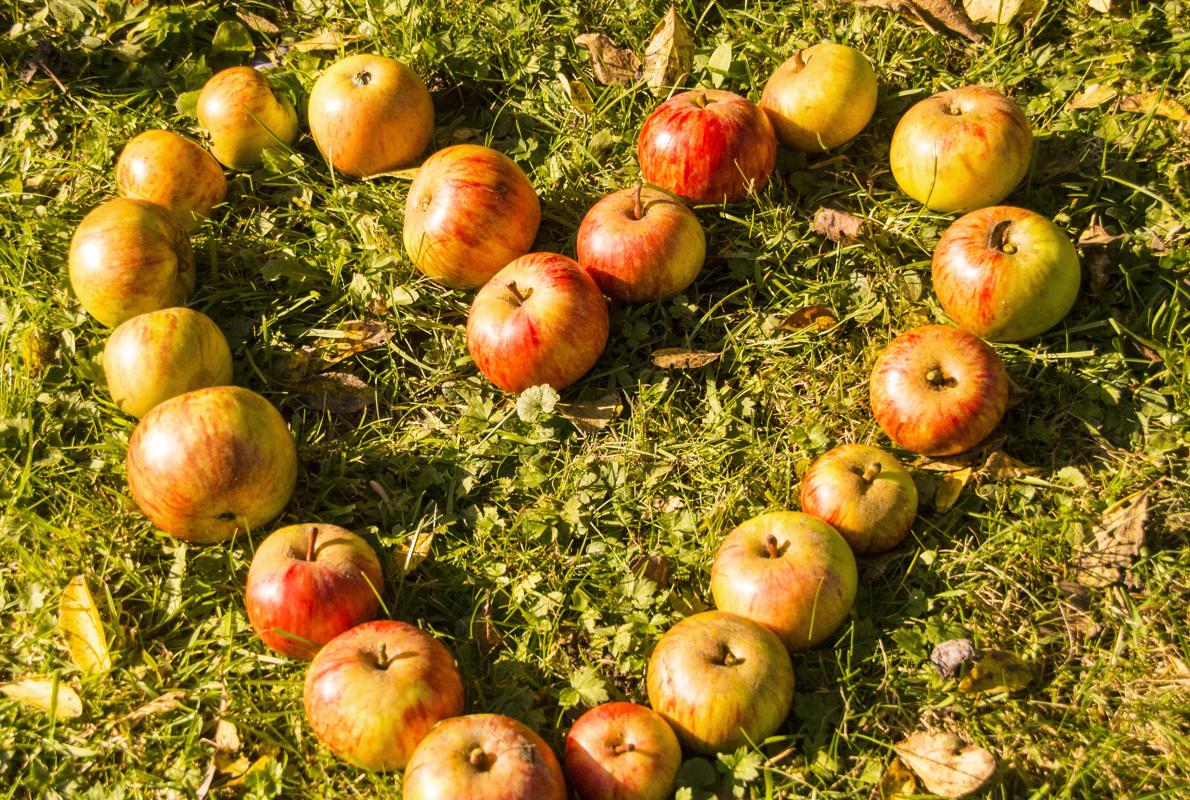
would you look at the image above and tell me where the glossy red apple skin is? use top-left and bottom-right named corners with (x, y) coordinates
top-left (637, 89), bottom-right (777, 205)
top-left (126, 386), bottom-right (297, 543)
top-left (102, 307), bottom-right (233, 418)
top-left (403, 713), bottom-right (567, 800)
top-left (303, 620), bottom-right (465, 772)
top-left (565, 702), bottom-right (681, 800)
top-left (245, 523), bottom-right (383, 660)
top-left (646, 610), bottom-right (794, 755)
top-left (576, 186), bottom-right (706, 304)
top-left (869, 324), bottom-right (1009, 456)
top-left (889, 86), bottom-right (1033, 212)
top-left (308, 53), bottom-right (434, 178)
top-left (68, 198), bottom-right (195, 328)
top-left (403, 144), bottom-right (540, 289)
top-left (467, 252), bottom-right (609, 393)
top-left (800, 445), bottom-right (918, 555)
top-left (197, 66), bottom-right (298, 170)
top-left (710, 511), bottom-right (858, 651)
top-left (759, 43), bottom-right (878, 152)
top-left (932, 206), bottom-right (1080, 342)
top-left (116, 130), bottom-right (226, 231)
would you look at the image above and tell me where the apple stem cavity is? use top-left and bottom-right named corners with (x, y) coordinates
top-left (373, 642), bottom-right (392, 670)
top-left (633, 182), bottom-right (644, 221)
top-left (926, 367), bottom-right (957, 389)
top-left (469, 747), bottom-right (491, 771)
top-left (764, 534), bottom-right (781, 559)
top-left (720, 647), bottom-right (743, 667)
top-left (306, 526), bottom-right (318, 562)
top-left (613, 742), bottom-right (636, 755)
top-left (507, 281), bottom-right (533, 305)
top-left (353, 70), bottom-right (372, 87)
top-left (989, 218), bottom-right (1017, 254)
top-left (695, 93), bottom-right (708, 109)
top-left (862, 462), bottom-right (883, 483)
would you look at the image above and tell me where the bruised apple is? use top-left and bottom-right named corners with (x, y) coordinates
top-left (116, 130), bottom-right (226, 230)
top-left (197, 66), bottom-right (298, 170)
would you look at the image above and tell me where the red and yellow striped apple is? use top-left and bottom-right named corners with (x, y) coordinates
top-left (197, 66), bottom-right (298, 170)
top-left (800, 445), bottom-right (918, 555)
top-left (116, 130), bottom-right (226, 230)
top-left (565, 702), bottom-right (682, 800)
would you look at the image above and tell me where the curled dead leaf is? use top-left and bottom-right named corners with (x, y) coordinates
top-left (1083, 247), bottom-right (1111, 295)
top-left (558, 391), bottom-right (622, 432)
top-left (1077, 215), bottom-right (1125, 247)
top-left (930, 638), bottom-right (977, 678)
top-left (215, 716), bottom-right (242, 753)
top-left (312, 320), bottom-right (392, 368)
top-left (1069, 83), bottom-right (1118, 109)
top-left (959, 650), bottom-right (1032, 693)
top-left (1120, 92), bottom-right (1190, 127)
top-left (980, 450), bottom-right (1038, 480)
top-left (895, 731), bottom-right (997, 797)
top-left (119, 690), bottom-right (189, 725)
top-left (812, 207), bottom-right (867, 243)
top-left (963, 0), bottom-right (1040, 24)
top-left (1076, 488), bottom-right (1150, 587)
top-left (475, 594), bottom-right (506, 656)
top-left (296, 372), bottom-right (376, 414)
top-left (642, 5), bottom-right (693, 94)
top-left (630, 553), bottom-right (671, 588)
top-left (293, 30), bottom-right (367, 52)
top-left (779, 305), bottom-right (839, 332)
top-left (237, 11), bottom-right (280, 36)
top-left (650, 348), bottom-right (720, 369)
top-left (847, 0), bottom-right (984, 43)
top-left (575, 33), bottom-right (641, 86)
top-left (60, 576), bottom-right (112, 676)
top-left (0, 677), bottom-right (83, 718)
top-left (934, 467), bottom-right (972, 512)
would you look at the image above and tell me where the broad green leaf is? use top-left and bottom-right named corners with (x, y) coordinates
top-left (212, 20), bottom-right (255, 54)
top-left (706, 42), bottom-right (732, 88)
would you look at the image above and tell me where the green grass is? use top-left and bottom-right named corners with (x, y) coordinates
top-left (1, 0), bottom-right (1188, 797)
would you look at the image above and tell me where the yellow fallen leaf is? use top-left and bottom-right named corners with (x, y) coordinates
top-left (650, 348), bottom-right (720, 369)
top-left (1120, 92), bottom-right (1190, 123)
top-left (895, 731), bottom-right (997, 797)
top-left (1076, 488), bottom-right (1150, 587)
top-left (641, 5), bottom-right (693, 94)
top-left (293, 30), bottom-right (366, 52)
top-left (312, 320), bottom-right (392, 368)
top-left (393, 527), bottom-right (436, 576)
top-left (979, 451), bottom-right (1038, 480)
top-left (0, 677), bottom-right (83, 718)
top-left (934, 467), bottom-right (972, 512)
top-left (119, 690), bottom-right (189, 724)
top-left (963, 0), bottom-right (1041, 25)
top-left (876, 756), bottom-right (920, 798)
top-left (223, 755), bottom-right (274, 786)
top-left (1069, 82), bottom-right (1118, 109)
top-left (779, 305), bottom-right (839, 332)
top-left (60, 576), bottom-right (111, 676)
top-left (959, 650), bottom-right (1032, 693)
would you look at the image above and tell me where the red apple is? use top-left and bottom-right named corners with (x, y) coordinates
top-left (869, 324), bottom-right (1009, 456)
top-left (402, 713), bottom-right (567, 800)
top-left (308, 53), bottom-right (434, 178)
top-left (467, 252), bottom-right (609, 392)
top-left (932, 205), bottom-right (1080, 342)
top-left (637, 89), bottom-right (777, 205)
top-left (564, 702), bottom-right (681, 800)
top-left (710, 511), bottom-right (857, 651)
top-left (800, 445), bottom-right (918, 555)
top-left (197, 66), bottom-right (298, 170)
top-left (304, 620), bottom-right (464, 771)
top-left (68, 198), bottom-right (195, 327)
top-left (245, 523), bottom-right (383, 660)
top-left (759, 43), bottom-right (878, 152)
top-left (646, 610), bottom-right (793, 755)
top-left (115, 129), bottom-right (226, 231)
top-left (127, 386), bottom-right (297, 543)
top-left (575, 185), bottom-right (706, 304)
top-left (102, 307), bottom-right (233, 418)
top-left (889, 86), bottom-right (1033, 212)
top-left (403, 144), bottom-right (540, 289)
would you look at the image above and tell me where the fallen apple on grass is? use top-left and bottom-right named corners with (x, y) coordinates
top-left (403, 143), bottom-right (540, 289)
top-left (869, 324), bottom-right (1009, 456)
top-left (932, 205), bottom-right (1080, 342)
top-left (115, 129), bottom-right (226, 231)
top-left (68, 197), bottom-right (195, 328)
top-left (710, 511), bottom-right (858, 650)
top-left (127, 386), bottom-right (297, 543)
top-left (245, 523), bottom-right (384, 660)
top-left (402, 713), bottom-right (567, 800)
top-left (564, 701), bottom-right (682, 800)
top-left (308, 53), bottom-right (434, 178)
top-left (576, 184), bottom-right (706, 304)
top-left (467, 252), bottom-right (609, 392)
top-left (304, 620), bottom-right (464, 772)
top-left (800, 444), bottom-right (918, 555)
top-left (197, 66), bottom-right (298, 170)
top-left (102, 307), bottom-right (233, 418)
top-left (646, 610), bottom-right (794, 755)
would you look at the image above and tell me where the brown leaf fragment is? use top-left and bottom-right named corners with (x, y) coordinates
top-left (958, 650), bottom-right (1032, 694)
top-left (1120, 92), bottom-right (1190, 124)
top-left (575, 33), bottom-right (642, 86)
top-left (650, 348), bottom-right (720, 369)
top-left (313, 320), bottom-right (392, 368)
top-left (119, 690), bottom-right (189, 725)
top-left (895, 731), bottom-right (997, 797)
top-left (848, 0), bottom-right (984, 43)
top-left (557, 73), bottom-right (595, 115)
top-left (1077, 215), bottom-right (1125, 247)
top-left (393, 528), bottom-right (435, 576)
top-left (1069, 82), bottom-right (1118, 109)
top-left (475, 594), bottom-right (506, 656)
top-left (631, 554), bottom-right (671, 588)
top-left (237, 11), bottom-right (280, 35)
top-left (874, 756), bottom-right (920, 799)
top-left (214, 717), bottom-right (242, 753)
top-left (930, 638), bottom-right (977, 678)
top-left (0, 677), bottom-right (83, 718)
top-left (296, 372), bottom-right (375, 414)
top-left (979, 450), bottom-right (1037, 480)
top-left (1083, 247), bottom-right (1110, 295)
top-left (642, 5), bottom-right (693, 95)
top-left (558, 391), bottom-right (622, 432)
top-left (1076, 489), bottom-right (1150, 587)
top-left (779, 304), bottom-right (839, 332)
top-left (293, 30), bottom-right (367, 52)
top-left (813, 207), bottom-right (867, 243)
top-left (963, 0), bottom-right (1040, 24)
top-left (934, 467), bottom-right (972, 512)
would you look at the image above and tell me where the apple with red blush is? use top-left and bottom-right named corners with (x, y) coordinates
top-left (564, 702), bottom-right (681, 800)
top-left (800, 445), bottom-right (918, 555)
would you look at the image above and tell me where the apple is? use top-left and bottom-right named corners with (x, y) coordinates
top-left (800, 445), bottom-right (918, 555)
top-left (575, 185), bottom-right (706, 304)
top-left (637, 89), bottom-right (777, 205)
top-left (127, 386), bottom-right (297, 543)
top-left (197, 66), bottom-right (298, 170)
top-left (308, 53), bottom-right (434, 178)
top-left (403, 144), bottom-right (540, 289)
top-left (932, 205), bottom-right (1080, 342)
top-left (889, 86), bottom-right (1033, 212)
top-left (564, 702), bottom-right (681, 800)
top-left (402, 713), bottom-right (567, 800)
top-left (710, 511), bottom-right (858, 651)
top-left (467, 252), bottom-right (609, 393)
top-left (759, 43), bottom-right (878, 152)
top-left (646, 610), bottom-right (794, 755)
top-left (245, 523), bottom-right (383, 660)
top-left (304, 620), bottom-right (464, 771)
top-left (115, 129), bottom-right (226, 231)
top-left (68, 198), bottom-right (195, 328)
top-left (102, 307), bottom-right (233, 418)
top-left (869, 324), bottom-right (1009, 456)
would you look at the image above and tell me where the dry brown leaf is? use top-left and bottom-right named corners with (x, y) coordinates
top-left (958, 650), bottom-right (1032, 693)
top-left (293, 30), bottom-right (366, 52)
top-left (1069, 82), bottom-right (1118, 109)
top-left (119, 690), bottom-right (189, 724)
top-left (296, 372), bottom-right (375, 414)
top-left (642, 5), bottom-right (693, 94)
top-left (1082, 247), bottom-right (1111, 295)
top-left (0, 677), bottom-right (83, 718)
top-left (934, 467), bottom-right (973, 512)
top-left (576, 33), bottom-right (642, 86)
top-left (237, 11), bottom-right (280, 35)
top-left (895, 731), bottom-right (997, 797)
top-left (558, 391), bottom-right (622, 432)
top-left (980, 450), bottom-right (1038, 480)
top-left (813, 207), bottom-right (867, 243)
top-left (313, 320), bottom-right (392, 368)
top-left (1077, 216), bottom-right (1125, 247)
top-left (475, 594), bottom-right (506, 655)
top-left (848, 0), bottom-right (984, 42)
top-left (1120, 91), bottom-right (1190, 124)
top-left (215, 716), bottom-right (242, 753)
top-left (393, 528), bottom-right (436, 576)
top-left (963, 0), bottom-right (1040, 24)
top-left (557, 73), bottom-right (595, 114)
top-left (650, 348), bottom-right (720, 369)
top-left (779, 305), bottom-right (839, 332)
top-left (1088, 0), bottom-right (1115, 12)
top-left (60, 576), bottom-right (111, 677)
top-left (631, 554), bottom-right (671, 588)
top-left (874, 756), bottom-right (920, 799)
top-left (1076, 489), bottom-right (1150, 587)
top-left (930, 638), bottom-right (977, 678)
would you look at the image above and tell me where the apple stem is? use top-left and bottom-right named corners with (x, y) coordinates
top-left (374, 643), bottom-right (391, 670)
top-left (926, 367), bottom-right (956, 389)
top-left (862, 462), bottom-right (882, 483)
top-left (353, 70), bottom-right (372, 87)
top-left (723, 649), bottom-right (742, 667)
top-left (507, 281), bottom-right (533, 305)
top-left (633, 181), bottom-right (644, 220)
top-left (469, 747), bottom-right (490, 770)
top-left (306, 526), bottom-right (318, 562)
top-left (989, 218), bottom-right (1017, 254)
top-left (765, 534), bottom-right (780, 559)
top-left (695, 93), bottom-right (708, 109)
top-left (793, 50), bottom-right (807, 69)
top-left (613, 742), bottom-right (636, 755)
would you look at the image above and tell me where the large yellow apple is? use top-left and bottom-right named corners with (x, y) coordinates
top-left (307, 54), bottom-right (434, 178)
top-left (197, 66), bottom-right (299, 170)
top-left (116, 129), bottom-right (227, 230)
top-left (759, 43), bottom-right (878, 152)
